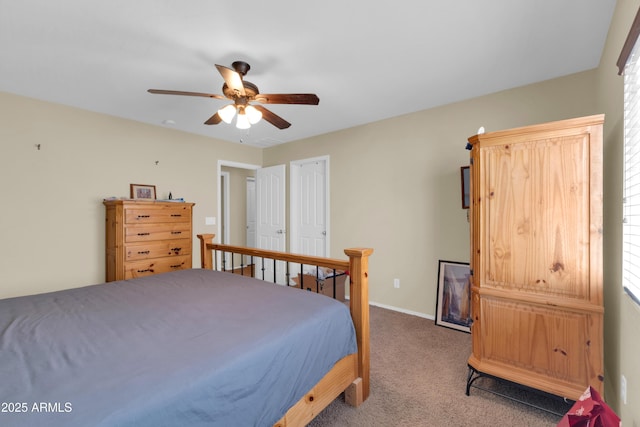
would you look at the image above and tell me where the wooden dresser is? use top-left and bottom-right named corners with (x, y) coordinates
top-left (466, 115), bottom-right (604, 401)
top-left (104, 200), bottom-right (195, 282)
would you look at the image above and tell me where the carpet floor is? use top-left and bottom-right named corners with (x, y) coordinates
top-left (308, 305), bottom-right (572, 427)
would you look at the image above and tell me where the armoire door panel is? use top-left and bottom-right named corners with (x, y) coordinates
top-left (479, 134), bottom-right (592, 301)
top-left (479, 297), bottom-right (591, 384)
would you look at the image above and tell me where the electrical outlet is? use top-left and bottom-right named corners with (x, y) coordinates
top-left (393, 278), bottom-right (400, 289)
top-left (621, 374), bottom-right (627, 405)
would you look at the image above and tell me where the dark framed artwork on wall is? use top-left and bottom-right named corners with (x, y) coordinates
top-left (460, 166), bottom-right (470, 209)
top-left (435, 260), bottom-right (472, 333)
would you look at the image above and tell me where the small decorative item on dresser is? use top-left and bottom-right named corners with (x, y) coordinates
top-left (130, 184), bottom-right (156, 200)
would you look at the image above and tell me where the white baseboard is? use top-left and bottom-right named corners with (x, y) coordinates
top-left (369, 300), bottom-right (435, 320)
top-left (344, 296), bottom-right (435, 320)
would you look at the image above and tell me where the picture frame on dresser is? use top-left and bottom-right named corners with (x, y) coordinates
top-left (130, 183), bottom-right (156, 200)
top-left (435, 260), bottom-right (472, 333)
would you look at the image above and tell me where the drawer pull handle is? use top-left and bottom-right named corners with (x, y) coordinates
top-left (137, 232), bottom-right (150, 236)
top-left (138, 250), bottom-right (150, 255)
top-left (137, 215), bottom-right (151, 219)
top-left (171, 247), bottom-right (182, 252)
top-left (137, 269), bottom-right (154, 273)
top-left (170, 214), bottom-right (182, 217)
top-left (170, 264), bottom-right (182, 269)
top-left (171, 231), bottom-right (182, 235)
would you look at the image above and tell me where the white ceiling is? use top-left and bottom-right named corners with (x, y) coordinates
top-left (0, 1), bottom-right (616, 148)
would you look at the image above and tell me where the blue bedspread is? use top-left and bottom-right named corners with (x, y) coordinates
top-left (0, 269), bottom-right (357, 426)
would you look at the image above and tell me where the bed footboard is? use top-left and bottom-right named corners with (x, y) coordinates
top-left (196, 234), bottom-right (373, 413)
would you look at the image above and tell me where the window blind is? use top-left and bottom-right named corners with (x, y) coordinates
top-left (623, 42), bottom-right (640, 305)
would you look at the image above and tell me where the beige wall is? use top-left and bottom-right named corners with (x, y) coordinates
top-left (596, 0), bottom-right (640, 423)
top-left (265, 69), bottom-right (599, 316)
top-left (1, 2), bottom-right (639, 422)
top-left (0, 92), bottom-right (262, 298)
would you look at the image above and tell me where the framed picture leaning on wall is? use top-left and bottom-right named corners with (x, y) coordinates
top-left (435, 260), bottom-right (472, 333)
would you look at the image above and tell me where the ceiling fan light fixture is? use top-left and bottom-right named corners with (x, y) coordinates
top-left (236, 110), bottom-right (251, 129)
top-left (218, 104), bottom-right (236, 124)
top-left (245, 105), bottom-right (262, 124)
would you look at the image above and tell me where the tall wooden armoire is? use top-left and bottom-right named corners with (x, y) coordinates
top-left (466, 114), bottom-right (604, 401)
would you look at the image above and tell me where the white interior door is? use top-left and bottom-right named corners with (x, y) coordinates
top-left (291, 156), bottom-right (329, 257)
top-left (256, 164), bottom-right (286, 283)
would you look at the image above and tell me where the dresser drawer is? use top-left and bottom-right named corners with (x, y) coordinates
top-left (125, 240), bottom-right (191, 261)
top-left (124, 255), bottom-right (191, 279)
top-left (125, 207), bottom-right (191, 224)
top-left (125, 223), bottom-right (191, 242)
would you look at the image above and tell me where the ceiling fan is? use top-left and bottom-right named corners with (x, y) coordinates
top-left (148, 61), bottom-right (319, 130)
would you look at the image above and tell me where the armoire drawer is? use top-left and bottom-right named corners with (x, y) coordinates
top-left (124, 255), bottom-right (191, 279)
top-left (125, 223), bottom-right (191, 242)
top-left (125, 240), bottom-right (192, 261)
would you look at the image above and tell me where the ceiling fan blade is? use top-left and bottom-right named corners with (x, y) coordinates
top-left (254, 93), bottom-right (319, 105)
top-left (215, 64), bottom-right (246, 97)
top-left (253, 105), bottom-right (291, 129)
top-left (148, 89), bottom-right (226, 100)
top-left (204, 112), bottom-right (223, 125)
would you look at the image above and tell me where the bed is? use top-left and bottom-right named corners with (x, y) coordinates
top-left (0, 234), bottom-right (372, 427)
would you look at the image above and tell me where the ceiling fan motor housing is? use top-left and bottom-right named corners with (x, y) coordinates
top-left (223, 81), bottom-right (259, 100)
top-left (231, 60), bottom-right (251, 76)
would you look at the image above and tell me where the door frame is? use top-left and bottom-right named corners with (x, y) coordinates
top-left (290, 155), bottom-right (330, 256)
top-left (219, 170), bottom-right (232, 269)
top-left (246, 176), bottom-right (256, 248)
top-left (217, 161), bottom-right (261, 271)
top-left (219, 171), bottom-right (230, 245)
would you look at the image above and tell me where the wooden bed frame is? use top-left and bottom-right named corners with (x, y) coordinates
top-left (197, 234), bottom-right (372, 427)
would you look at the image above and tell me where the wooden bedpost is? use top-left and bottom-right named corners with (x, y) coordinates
top-left (344, 247), bottom-right (373, 406)
top-left (197, 234), bottom-right (215, 270)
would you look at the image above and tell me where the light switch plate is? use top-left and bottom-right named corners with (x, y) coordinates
top-left (205, 216), bottom-right (216, 226)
